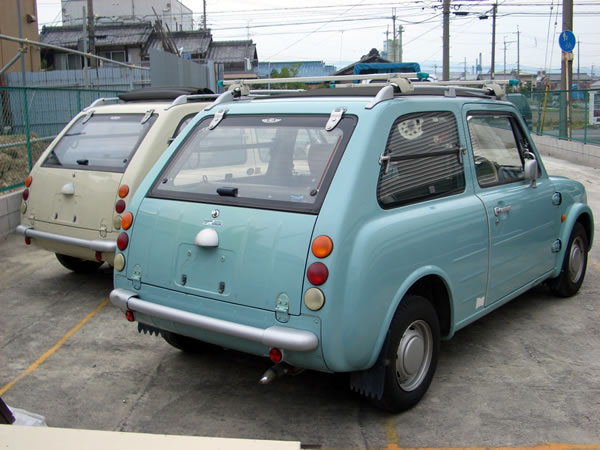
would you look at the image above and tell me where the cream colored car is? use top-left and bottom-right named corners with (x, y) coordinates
top-left (16, 88), bottom-right (215, 272)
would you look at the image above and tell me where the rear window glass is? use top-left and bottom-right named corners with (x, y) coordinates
top-left (42, 113), bottom-right (156, 172)
top-left (151, 115), bottom-right (355, 213)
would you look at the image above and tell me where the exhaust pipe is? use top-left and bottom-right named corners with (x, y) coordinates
top-left (259, 362), bottom-right (303, 384)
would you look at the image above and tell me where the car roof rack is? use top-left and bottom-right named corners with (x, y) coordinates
top-left (85, 87), bottom-right (219, 110)
top-left (208, 73), bottom-right (508, 111)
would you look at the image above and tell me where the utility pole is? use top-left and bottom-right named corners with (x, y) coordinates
top-left (203, 0), bottom-right (207, 31)
top-left (442, 0), bottom-right (450, 80)
top-left (491, 1), bottom-right (497, 79)
top-left (392, 9), bottom-right (397, 62)
top-left (503, 37), bottom-right (506, 75)
top-left (87, 0), bottom-right (96, 67)
top-left (517, 26), bottom-right (520, 76)
top-left (560, 0), bottom-right (573, 138)
top-left (398, 25), bottom-right (404, 63)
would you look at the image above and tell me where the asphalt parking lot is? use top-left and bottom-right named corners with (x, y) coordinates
top-left (1, 154), bottom-right (599, 448)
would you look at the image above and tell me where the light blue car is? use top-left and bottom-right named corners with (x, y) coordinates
top-left (110, 80), bottom-right (593, 412)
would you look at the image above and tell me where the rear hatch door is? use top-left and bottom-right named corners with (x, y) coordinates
top-left (31, 111), bottom-right (156, 232)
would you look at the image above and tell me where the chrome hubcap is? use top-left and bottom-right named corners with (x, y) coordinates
top-left (395, 320), bottom-right (433, 391)
top-left (568, 236), bottom-right (585, 284)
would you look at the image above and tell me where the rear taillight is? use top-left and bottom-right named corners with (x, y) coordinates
top-left (115, 199), bottom-right (126, 214)
top-left (22, 189), bottom-right (29, 201)
top-left (121, 212), bottom-right (133, 230)
top-left (311, 235), bottom-right (333, 258)
top-left (117, 232), bottom-right (129, 251)
top-left (306, 262), bottom-right (328, 285)
top-left (25, 175), bottom-right (32, 187)
top-left (118, 184), bottom-right (129, 198)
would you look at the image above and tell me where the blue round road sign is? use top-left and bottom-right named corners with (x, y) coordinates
top-left (558, 30), bottom-right (576, 52)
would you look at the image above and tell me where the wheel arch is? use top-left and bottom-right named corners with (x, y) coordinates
top-left (405, 274), bottom-right (453, 339)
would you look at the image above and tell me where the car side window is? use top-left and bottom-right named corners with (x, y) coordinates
top-left (377, 111), bottom-right (465, 208)
top-left (467, 114), bottom-right (526, 187)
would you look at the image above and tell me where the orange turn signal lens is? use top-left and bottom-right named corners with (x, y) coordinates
top-left (311, 235), bottom-right (333, 258)
top-left (25, 175), bottom-right (32, 187)
top-left (121, 212), bottom-right (133, 230)
top-left (118, 184), bottom-right (129, 198)
top-left (561, 214), bottom-right (566, 223)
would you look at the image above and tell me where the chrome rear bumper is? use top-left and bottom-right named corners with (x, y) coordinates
top-left (16, 225), bottom-right (116, 253)
top-left (110, 288), bottom-right (319, 352)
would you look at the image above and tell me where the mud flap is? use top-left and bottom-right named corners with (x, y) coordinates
top-left (349, 332), bottom-right (390, 400)
top-left (138, 322), bottom-right (162, 336)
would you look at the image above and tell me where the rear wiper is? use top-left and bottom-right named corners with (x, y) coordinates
top-left (64, 132), bottom-right (86, 137)
top-left (76, 159), bottom-right (89, 165)
top-left (217, 187), bottom-right (238, 197)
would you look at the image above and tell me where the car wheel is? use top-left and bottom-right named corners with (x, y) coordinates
top-left (55, 253), bottom-right (103, 273)
top-left (550, 222), bottom-right (588, 297)
top-left (371, 295), bottom-right (440, 413)
top-left (161, 330), bottom-right (209, 353)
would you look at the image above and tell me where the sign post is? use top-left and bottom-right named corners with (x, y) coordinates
top-left (559, 30), bottom-right (576, 138)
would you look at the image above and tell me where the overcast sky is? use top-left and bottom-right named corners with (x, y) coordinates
top-left (35, 0), bottom-right (600, 75)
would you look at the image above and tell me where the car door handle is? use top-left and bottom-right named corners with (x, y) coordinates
top-left (494, 205), bottom-right (512, 216)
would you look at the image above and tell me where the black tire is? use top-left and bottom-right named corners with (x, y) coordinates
top-left (55, 253), bottom-right (103, 273)
top-left (550, 222), bottom-right (588, 297)
top-left (161, 330), bottom-right (208, 353)
top-left (371, 295), bottom-right (440, 413)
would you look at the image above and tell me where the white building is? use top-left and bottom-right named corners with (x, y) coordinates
top-left (61, 0), bottom-right (194, 31)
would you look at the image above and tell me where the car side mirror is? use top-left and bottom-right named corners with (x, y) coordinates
top-left (524, 158), bottom-right (538, 188)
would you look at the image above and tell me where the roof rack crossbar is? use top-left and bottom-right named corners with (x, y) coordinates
top-left (222, 72), bottom-right (420, 87)
top-left (169, 93), bottom-right (220, 108)
top-left (84, 97), bottom-right (119, 110)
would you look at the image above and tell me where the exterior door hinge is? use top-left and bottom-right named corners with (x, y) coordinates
top-left (275, 293), bottom-right (290, 323)
top-left (131, 264), bottom-right (142, 290)
top-left (209, 109), bottom-right (228, 130)
top-left (326, 108), bottom-right (346, 131)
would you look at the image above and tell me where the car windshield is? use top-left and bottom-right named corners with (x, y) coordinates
top-left (151, 114), bottom-right (355, 213)
top-left (42, 113), bottom-right (156, 172)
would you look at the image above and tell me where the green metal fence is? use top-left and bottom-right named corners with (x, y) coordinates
top-left (0, 86), bottom-right (123, 192)
top-left (529, 89), bottom-right (600, 145)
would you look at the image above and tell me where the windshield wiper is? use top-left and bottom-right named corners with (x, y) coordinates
top-left (217, 187), bottom-right (238, 197)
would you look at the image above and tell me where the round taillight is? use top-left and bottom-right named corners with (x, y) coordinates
top-left (269, 348), bottom-right (282, 363)
top-left (117, 232), bottom-right (129, 251)
top-left (25, 237), bottom-right (31, 245)
top-left (115, 199), bottom-right (126, 214)
top-left (307, 262), bottom-right (328, 286)
top-left (118, 185), bottom-right (129, 198)
top-left (25, 175), bottom-right (32, 187)
top-left (312, 235), bottom-right (333, 258)
top-left (125, 310), bottom-right (135, 322)
top-left (304, 287), bottom-right (325, 311)
top-left (114, 253), bottom-right (125, 271)
top-left (22, 189), bottom-right (29, 201)
top-left (121, 212), bottom-right (133, 230)
top-left (95, 251), bottom-right (102, 262)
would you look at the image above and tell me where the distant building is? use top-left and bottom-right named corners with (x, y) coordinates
top-left (61, 0), bottom-right (193, 31)
top-left (40, 22), bottom-right (154, 69)
top-left (39, 23), bottom-right (258, 79)
top-left (258, 61), bottom-right (336, 79)
top-left (0, 0), bottom-right (41, 74)
top-left (207, 41), bottom-right (258, 79)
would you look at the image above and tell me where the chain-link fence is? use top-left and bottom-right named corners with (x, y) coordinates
top-left (0, 86), bottom-right (123, 192)
top-left (528, 89), bottom-right (600, 145)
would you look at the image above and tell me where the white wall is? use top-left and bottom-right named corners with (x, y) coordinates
top-left (62, 0), bottom-right (194, 31)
